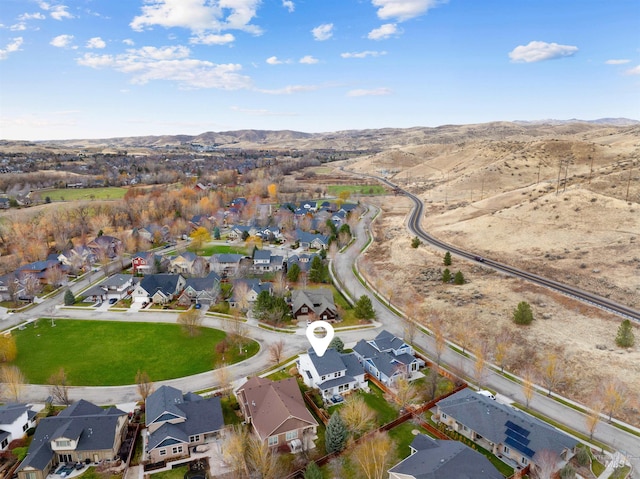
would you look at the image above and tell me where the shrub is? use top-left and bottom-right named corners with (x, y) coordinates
top-left (513, 301), bottom-right (534, 325)
top-left (411, 236), bottom-right (421, 248)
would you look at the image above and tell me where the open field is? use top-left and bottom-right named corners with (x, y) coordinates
top-left (38, 186), bottom-right (128, 201)
top-left (326, 184), bottom-right (387, 196)
top-left (191, 244), bottom-right (249, 256)
top-left (12, 319), bottom-right (258, 386)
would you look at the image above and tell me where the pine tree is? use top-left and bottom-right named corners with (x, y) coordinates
top-left (304, 462), bottom-right (323, 479)
top-left (325, 412), bottom-right (347, 454)
top-left (513, 301), bottom-right (534, 325)
top-left (354, 295), bottom-right (375, 320)
top-left (443, 251), bottom-right (452, 266)
top-left (454, 271), bottom-right (465, 285)
top-left (64, 289), bottom-right (75, 306)
top-left (287, 263), bottom-right (301, 282)
top-left (411, 236), bottom-right (421, 248)
top-left (329, 336), bottom-right (344, 353)
top-left (615, 319), bottom-right (635, 348)
top-left (442, 268), bottom-right (451, 283)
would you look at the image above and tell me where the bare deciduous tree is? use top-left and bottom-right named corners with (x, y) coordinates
top-left (473, 341), bottom-right (488, 387)
top-left (601, 378), bottom-right (628, 422)
top-left (269, 340), bottom-right (286, 366)
top-left (493, 326), bottom-right (512, 373)
top-left (233, 280), bottom-right (251, 312)
top-left (540, 352), bottom-right (564, 396)
top-left (135, 369), bottom-right (155, 403)
top-left (177, 308), bottom-right (203, 337)
top-left (351, 431), bottom-right (395, 479)
top-left (585, 399), bottom-right (602, 440)
top-left (532, 449), bottom-right (560, 479)
top-left (394, 377), bottom-right (420, 409)
top-left (340, 395), bottom-right (375, 437)
top-left (522, 367), bottom-right (536, 408)
top-left (214, 363), bottom-right (232, 397)
top-left (222, 425), bottom-right (285, 479)
top-left (49, 367), bottom-right (72, 406)
top-left (1, 365), bottom-right (26, 402)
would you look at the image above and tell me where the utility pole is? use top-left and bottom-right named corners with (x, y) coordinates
top-left (625, 162), bottom-right (634, 202)
top-left (555, 160), bottom-right (563, 195)
top-left (562, 160), bottom-right (569, 193)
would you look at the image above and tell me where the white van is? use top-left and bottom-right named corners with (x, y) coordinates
top-left (477, 390), bottom-right (496, 400)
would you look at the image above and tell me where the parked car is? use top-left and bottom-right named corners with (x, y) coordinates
top-left (108, 298), bottom-right (118, 305)
top-left (194, 302), bottom-right (202, 309)
top-left (330, 394), bottom-right (344, 404)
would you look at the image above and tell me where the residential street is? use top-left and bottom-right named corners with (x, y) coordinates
top-left (6, 204), bottom-right (639, 476)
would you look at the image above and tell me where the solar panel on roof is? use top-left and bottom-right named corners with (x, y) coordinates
top-left (504, 437), bottom-right (535, 459)
top-left (505, 428), bottom-right (531, 446)
top-left (505, 420), bottom-right (530, 437)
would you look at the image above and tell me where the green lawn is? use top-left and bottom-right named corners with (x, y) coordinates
top-left (146, 466), bottom-right (187, 479)
top-left (12, 319), bottom-right (258, 386)
top-left (359, 383), bottom-right (399, 425)
top-left (388, 422), bottom-right (432, 459)
top-left (192, 244), bottom-right (248, 256)
top-left (326, 184), bottom-right (387, 196)
top-left (41, 187), bottom-right (128, 202)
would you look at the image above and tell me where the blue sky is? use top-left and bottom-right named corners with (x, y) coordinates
top-left (1, 0), bottom-right (638, 140)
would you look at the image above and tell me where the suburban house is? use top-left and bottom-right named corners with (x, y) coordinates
top-left (0, 273), bottom-right (19, 301)
top-left (16, 260), bottom-right (65, 286)
top-left (131, 274), bottom-right (186, 304)
top-left (135, 224), bottom-right (170, 245)
top-left (235, 377), bottom-right (318, 452)
top-left (291, 288), bottom-right (338, 322)
top-left (297, 349), bottom-right (366, 400)
top-left (0, 403), bottom-right (37, 451)
top-left (228, 279), bottom-right (272, 309)
top-left (81, 274), bottom-right (135, 303)
top-left (167, 252), bottom-right (208, 276)
top-left (17, 400), bottom-right (128, 479)
top-left (177, 272), bottom-right (221, 306)
top-left (131, 252), bottom-right (165, 275)
top-left (0, 197), bottom-right (10, 209)
top-left (209, 253), bottom-right (250, 277)
top-left (435, 389), bottom-right (578, 471)
top-left (145, 385), bottom-right (225, 464)
top-left (57, 246), bottom-right (96, 273)
top-left (252, 250), bottom-right (284, 273)
top-left (353, 330), bottom-right (425, 385)
top-left (286, 253), bottom-right (320, 273)
top-left (87, 235), bottom-right (122, 259)
top-left (294, 229), bottom-right (329, 250)
top-left (388, 434), bottom-right (504, 479)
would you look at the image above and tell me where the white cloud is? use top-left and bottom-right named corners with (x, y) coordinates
top-left (312, 23), bottom-right (333, 41)
top-left (51, 5), bottom-right (74, 20)
top-left (77, 45), bottom-right (253, 90)
top-left (372, 0), bottom-right (446, 22)
top-left (508, 41), bottom-right (578, 63)
top-left (266, 56), bottom-right (283, 65)
top-left (0, 37), bottom-right (24, 60)
top-left (18, 12), bottom-right (46, 20)
top-left (50, 34), bottom-right (74, 48)
top-left (231, 105), bottom-right (297, 116)
top-left (347, 87), bottom-right (392, 97)
top-left (341, 50), bottom-right (387, 58)
top-left (86, 37), bottom-right (106, 49)
top-left (625, 65), bottom-right (640, 75)
top-left (258, 84), bottom-right (320, 94)
top-left (10, 23), bottom-right (27, 31)
top-left (190, 33), bottom-right (235, 45)
top-left (605, 59), bottom-right (630, 65)
top-left (123, 39), bottom-right (135, 46)
top-left (130, 0), bottom-right (262, 37)
top-left (282, 0), bottom-right (295, 12)
top-left (299, 55), bottom-right (318, 64)
top-left (367, 23), bottom-right (400, 40)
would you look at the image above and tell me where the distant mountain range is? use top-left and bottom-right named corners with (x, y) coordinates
top-left (513, 118), bottom-right (639, 126)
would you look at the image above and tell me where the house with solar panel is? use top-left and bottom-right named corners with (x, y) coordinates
top-left (435, 389), bottom-right (578, 472)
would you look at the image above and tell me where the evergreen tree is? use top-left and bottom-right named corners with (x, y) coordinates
top-left (354, 295), bottom-right (375, 320)
top-left (309, 256), bottom-right (327, 283)
top-left (213, 226), bottom-right (220, 240)
top-left (304, 462), bottom-right (323, 479)
top-left (441, 268), bottom-right (451, 283)
top-left (325, 412), bottom-right (347, 454)
top-left (443, 251), bottom-right (452, 266)
top-left (329, 336), bottom-right (344, 353)
top-left (454, 271), bottom-right (465, 285)
top-left (63, 289), bottom-right (75, 306)
top-left (513, 301), bottom-right (534, 325)
top-left (411, 236), bottom-right (421, 248)
top-left (615, 319), bottom-right (635, 348)
top-left (287, 263), bottom-right (301, 282)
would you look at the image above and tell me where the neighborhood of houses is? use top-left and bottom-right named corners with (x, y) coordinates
top-left (1, 196), bottom-right (607, 479)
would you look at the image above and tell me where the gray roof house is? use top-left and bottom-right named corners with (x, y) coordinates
top-left (229, 278), bottom-right (272, 309)
top-left (17, 400), bottom-right (128, 479)
top-left (131, 274), bottom-right (186, 304)
top-left (145, 385), bottom-right (225, 464)
top-left (177, 272), bottom-right (221, 305)
top-left (81, 274), bottom-right (136, 302)
top-left (294, 229), bottom-right (329, 250)
top-left (209, 253), bottom-right (250, 277)
top-left (436, 389), bottom-right (578, 472)
top-left (0, 403), bottom-right (37, 451)
top-left (252, 250), bottom-right (285, 273)
top-left (388, 434), bottom-right (504, 479)
top-left (291, 288), bottom-right (338, 321)
top-left (353, 330), bottom-right (424, 385)
top-left (297, 349), bottom-right (366, 400)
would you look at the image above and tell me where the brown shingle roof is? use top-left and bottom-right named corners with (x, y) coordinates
top-left (236, 377), bottom-right (317, 441)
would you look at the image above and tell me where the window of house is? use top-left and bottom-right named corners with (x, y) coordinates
top-left (190, 435), bottom-right (200, 443)
top-left (321, 375), bottom-right (326, 381)
top-left (23, 423), bottom-right (29, 431)
top-left (441, 413), bottom-right (447, 419)
top-left (462, 425), bottom-right (469, 431)
top-left (26, 473), bottom-right (37, 479)
top-left (334, 372), bottom-right (340, 378)
top-left (285, 431), bottom-right (298, 441)
top-left (521, 457), bottom-right (528, 465)
top-left (159, 449), bottom-right (167, 456)
top-left (268, 436), bottom-right (278, 446)
top-left (55, 440), bottom-right (71, 448)
top-left (503, 445), bottom-right (510, 454)
top-left (1, 438), bottom-right (8, 449)
top-left (172, 446), bottom-right (183, 454)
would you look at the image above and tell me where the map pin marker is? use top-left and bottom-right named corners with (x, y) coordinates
top-left (306, 320), bottom-right (335, 357)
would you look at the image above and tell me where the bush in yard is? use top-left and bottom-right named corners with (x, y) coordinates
top-left (325, 411), bottom-right (348, 454)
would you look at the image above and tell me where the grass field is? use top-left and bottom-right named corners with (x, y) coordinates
top-left (190, 244), bottom-right (249, 256)
top-left (13, 319), bottom-right (258, 386)
top-left (41, 187), bottom-right (128, 202)
top-left (326, 184), bottom-right (386, 196)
